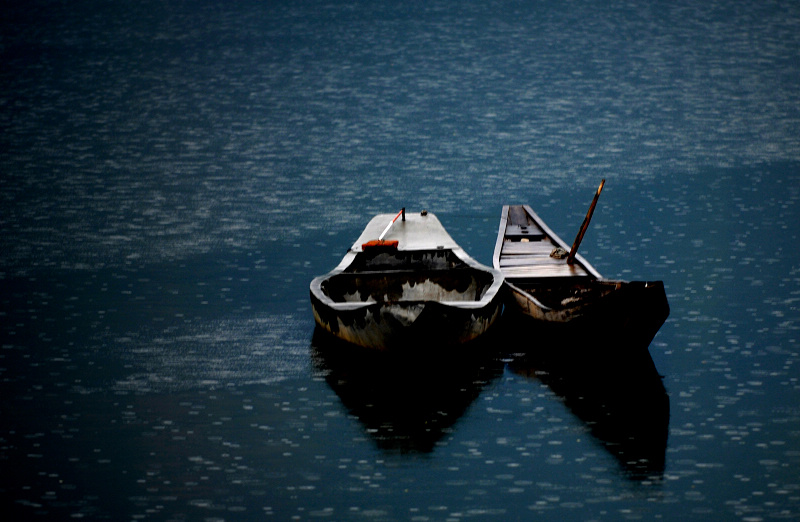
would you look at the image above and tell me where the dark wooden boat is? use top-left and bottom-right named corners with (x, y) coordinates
top-left (311, 210), bottom-right (504, 351)
top-left (493, 204), bottom-right (669, 348)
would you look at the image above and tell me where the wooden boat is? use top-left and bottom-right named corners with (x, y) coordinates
top-left (493, 204), bottom-right (669, 348)
top-left (311, 210), bottom-right (505, 351)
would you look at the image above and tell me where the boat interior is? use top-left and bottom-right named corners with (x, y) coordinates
top-left (347, 248), bottom-right (467, 272)
top-left (322, 268), bottom-right (495, 304)
top-left (497, 205), bottom-right (597, 279)
top-left (320, 249), bottom-right (497, 304)
top-left (511, 279), bottom-right (621, 310)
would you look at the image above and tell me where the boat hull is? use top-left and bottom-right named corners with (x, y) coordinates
top-left (504, 279), bottom-right (670, 353)
top-left (310, 290), bottom-right (502, 351)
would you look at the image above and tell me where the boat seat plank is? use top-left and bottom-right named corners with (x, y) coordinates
top-left (504, 225), bottom-right (546, 241)
top-left (501, 241), bottom-right (555, 255)
top-left (500, 265), bottom-right (590, 278)
top-left (499, 255), bottom-right (570, 267)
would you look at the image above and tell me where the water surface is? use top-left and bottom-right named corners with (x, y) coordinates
top-left (2, 1), bottom-right (799, 520)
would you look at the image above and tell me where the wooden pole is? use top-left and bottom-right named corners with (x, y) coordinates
top-left (567, 179), bottom-right (605, 265)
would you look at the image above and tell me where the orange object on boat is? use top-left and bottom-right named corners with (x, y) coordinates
top-left (362, 239), bottom-right (399, 249)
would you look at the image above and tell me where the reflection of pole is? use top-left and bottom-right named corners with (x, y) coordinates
top-left (567, 180), bottom-right (605, 266)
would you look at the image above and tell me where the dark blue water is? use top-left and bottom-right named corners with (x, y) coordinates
top-left (2, 1), bottom-right (799, 520)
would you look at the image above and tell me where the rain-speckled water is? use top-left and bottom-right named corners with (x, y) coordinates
top-left (2, 1), bottom-right (799, 520)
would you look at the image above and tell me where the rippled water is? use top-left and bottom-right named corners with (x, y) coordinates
top-left (2, 0), bottom-right (799, 520)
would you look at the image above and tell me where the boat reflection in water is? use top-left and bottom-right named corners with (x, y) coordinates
top-left (310, 327), bottom-right (505, 454)
top-left (506, 318), bottom-right (670, 481)
top-left (311, 318), bottom-right (668, 477)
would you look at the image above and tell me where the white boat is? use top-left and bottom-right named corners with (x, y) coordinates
top-left (310, 210), bottom-right (504, 351)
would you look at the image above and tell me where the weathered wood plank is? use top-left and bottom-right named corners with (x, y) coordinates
top-left (501, 241), bottom-right (554, 255)
top-left (500, 255), bottom-right (567, 267)
top-left (507, 205), bottom-right (529, 226)
top-left (505, 226), bottom-right (545, 240)
top-left (500, 264), bottom-right (590, 278)
top-left (493, 204), bottom-right (604, 280)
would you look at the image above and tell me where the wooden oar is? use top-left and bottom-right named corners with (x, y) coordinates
top-left (567, 180), bottom-right (605, 265)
